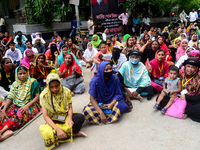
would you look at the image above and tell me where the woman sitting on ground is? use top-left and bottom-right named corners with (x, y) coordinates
top-left (132, 37), bottom-right (141, 51)
top-left (91, 34), bottom-right (102, 48)
top-left (83, 62), bottom-right (129, 125)
top-left (55, 45), bottom-right (82, 68)
top-left (45, 43), bottom-right (61, 63)
top-left (92, 42), bottom-right (112, 77)
top-left (30, 54), bottom-right (53, 88)
top-left (176, 39), bottom-right (188, 61)
top-left (106, 38), bottom-right (113, 53)
top-left (118, 51), bottom-right (154, 102)
top-left (39, 73), bottom-right (86, 150)
top-left (67, 38), bottom-right (82, 59)
top-left (111, 36), bottom-right (123, 48)
top-left (59, 53), bottom-right (85, 96)
top-left (80, 42), bottom-right (98, 68)
top-left (0, 66), bottom-right (41, 141)
top-left (148, 50), bottom-right (169, 92)
top-left (122, 37), bottom-right (134, 57)
top-left (111, 46), bottom-right (127, 73)
top-left (0, 58), bottom-right (15, 91)
top-left (168, 38), bottom-right (182, 62)
top-left (20, 49), bottom-right (35, 69)
top-left (139, 40), bottom-right (160, 64)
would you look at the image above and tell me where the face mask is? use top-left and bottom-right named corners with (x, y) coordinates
top-left (130, 59), bottom-right (139, 65)
top-left (86, 34), bottom-right (89, 38)
top-left (193, 39), bottom-right (197, 42)
top-left (4, 66), bottom-right (13, 71)
top-left (37, 43), bottom-right (40, 45)
top-left (104, 71), bottom-right (113, 78)
top-left (107, 43), bottom-right (111, 46)
top-left (182, 11), bottom-right (185, 13)
top-left (18, 35), bottom-right (22, 38)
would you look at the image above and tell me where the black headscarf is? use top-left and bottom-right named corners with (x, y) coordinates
top-left (112, 46), bottom-right (121, 64)
top-left (50, 43), bottom-right (58, 61)
top-left (183, 58), bottom-right (200, 67)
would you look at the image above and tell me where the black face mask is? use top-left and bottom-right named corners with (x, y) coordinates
top-left (193, 39), bottom-right (197, 42)
top-left (37, 43), bottom-right (40, 45)
top-left (104, 71), bottom-right (113, 78)
top-left (107, 43), bottom-right (111, 46)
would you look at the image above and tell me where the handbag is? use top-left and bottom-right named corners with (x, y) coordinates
top-left (165, 97), bottom-right (187, 119)
top-left (63, 74), bottom-right (83, 90)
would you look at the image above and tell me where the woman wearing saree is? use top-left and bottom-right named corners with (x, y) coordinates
top-left (91, 34), bottom-right (102, 48)
top-left (55, 45), bottom-right (82, 68)
top-left (59, 53), bottom-right (85, 95)
top-left (39, 73), bottom-right (86, 150)
top-left (149, 50), bottom-right (169, 92)
top-left (30, 54), bottom-right (53, 88)
top-left (118, 51), bottom-right (154, 101)
top-left (0, 66), bottom-right (41, 141)
top-left (83, 62), bottom-right (129, 125)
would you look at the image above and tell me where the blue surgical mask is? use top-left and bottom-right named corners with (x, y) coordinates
top-left (182, 11), bottom-right (185, 13)
top-left (130, 59), bottom-right (139, 65)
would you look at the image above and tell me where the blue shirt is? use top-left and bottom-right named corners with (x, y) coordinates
top-left (14, 35), bottom-right (28, 44)
top-left (133, 17), bottom-right (141, 27)
top-left (71, 19), bottom-right (82, 30)
top-left (15, 43), bottom-right (27, 54)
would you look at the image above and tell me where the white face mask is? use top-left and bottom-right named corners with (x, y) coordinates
top-left (36, 35), bottom-right (40, 38)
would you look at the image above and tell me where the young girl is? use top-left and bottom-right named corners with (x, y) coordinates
top-left (39, 73), bottom-right (86, 150)
top-left (153, 66), bottom-right (182, 113)
top-left (20, 49), bottom-right (35, 69)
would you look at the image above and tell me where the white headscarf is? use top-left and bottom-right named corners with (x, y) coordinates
top-left (83, 42), bottom-right (98, 60)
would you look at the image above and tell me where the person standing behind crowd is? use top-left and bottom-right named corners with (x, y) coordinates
top-left (14, 31), bottom-right (28, 44)
top-left (70, 15), bottom-right (82, 40)
top-left (189, 9), bottom-right (198, 23)
top-left (179, 10), bottom-right (188, 27)
top-left (132, 14), bottom-right (142, 36)
top-left (142, 14), bottom-right (151, 30)
top-left (87, 16), bottom-right (95, 37)
top-left (0, 16), bottom-right (5, 33)
top-left (118, 10), bottom-right (129, 35)
top-left (4, 41), bottom-right (22, 66)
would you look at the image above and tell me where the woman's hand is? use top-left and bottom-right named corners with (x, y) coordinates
top-left (148, 65), bottom-right (152, 73)
top-left (63, 69), bottom-right (68, 74)
top-left (56, 127), bottom-right (67, 139)
top-left (19, 105), bottom-right (29, 114)
top-left (0, 111), bottom-right (8, 122)
top-left (132, 91), bottom-right (139, 98)
top-left (38, 62), bottom-right (44, 68)
top-left (104, 103), bottom-right (114, 110)
top-left (100, 112), bottom-right (107, 124)
top-left (179, 94), bottom-right (186, 100)
top-left (67, 119), bottom-right (74, 127)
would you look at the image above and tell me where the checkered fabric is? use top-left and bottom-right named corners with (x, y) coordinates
top-left (83, 102), bottom-right (121, 125)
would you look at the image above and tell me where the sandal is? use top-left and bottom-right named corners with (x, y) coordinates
top-left (153, 103), bottom-right (159, 109)
top-left (161, 108), bottom-right (166, 114)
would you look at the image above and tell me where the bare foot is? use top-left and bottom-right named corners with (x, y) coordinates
top-left (73, 131), bottom-right (87, 137)
top-left (183, 114), bottom-right (188, 119)
top-left (71, 92), bottom-right (75, 96)
top-left (0, 130), bottom-right (14, 142)
top-left (135, 96), bottom-right (143, 102)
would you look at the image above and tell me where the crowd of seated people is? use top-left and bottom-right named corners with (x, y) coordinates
top-left (0, 21), bottom-right (200, 150)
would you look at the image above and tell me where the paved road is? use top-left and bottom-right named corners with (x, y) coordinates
top-left (1, 67), bottom-right (200, 150)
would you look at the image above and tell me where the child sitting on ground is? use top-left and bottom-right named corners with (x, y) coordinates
top-left (153, 66), bottom-right (182, 113)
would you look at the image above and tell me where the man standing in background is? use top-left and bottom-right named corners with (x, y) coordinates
top-left (0, 16), bottom-right (5, 33)
top-left (180, 10), bottom-right (188, 26)
top-left (118, 10), bottom-right (129, 35)
top-left (189, 9), bottom-right (198, 23)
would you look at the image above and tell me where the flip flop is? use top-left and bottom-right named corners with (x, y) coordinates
top-left (153, 103), bottom-right (159, 109)
top-left (161, 108), bottom-right (166, 114)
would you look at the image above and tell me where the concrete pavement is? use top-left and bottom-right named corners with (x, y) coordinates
top-left (1, 67), bottom-right (200, 150)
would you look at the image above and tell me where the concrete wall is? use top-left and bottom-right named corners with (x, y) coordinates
top-left (13, 21), bottom-right (88, 35)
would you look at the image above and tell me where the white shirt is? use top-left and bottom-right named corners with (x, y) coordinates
top-left (118, 13), bottom-right (129, 25)
top-left (189, 11), bottom-right (198, 22)
top-left (142, 17), bottom-right (151, 26)
top-left (0, 18), bottom-right (5, 26)
top-left (5, 48), bottom-right (22, 62)
top-left (87, 19), bottom-right (94, 35)
top-left (32, 37), bottom-right (46, 45)
top-left (24, 47), bottom-right (38, 56)
top-left (180, 12), bottom-right (187, 20)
